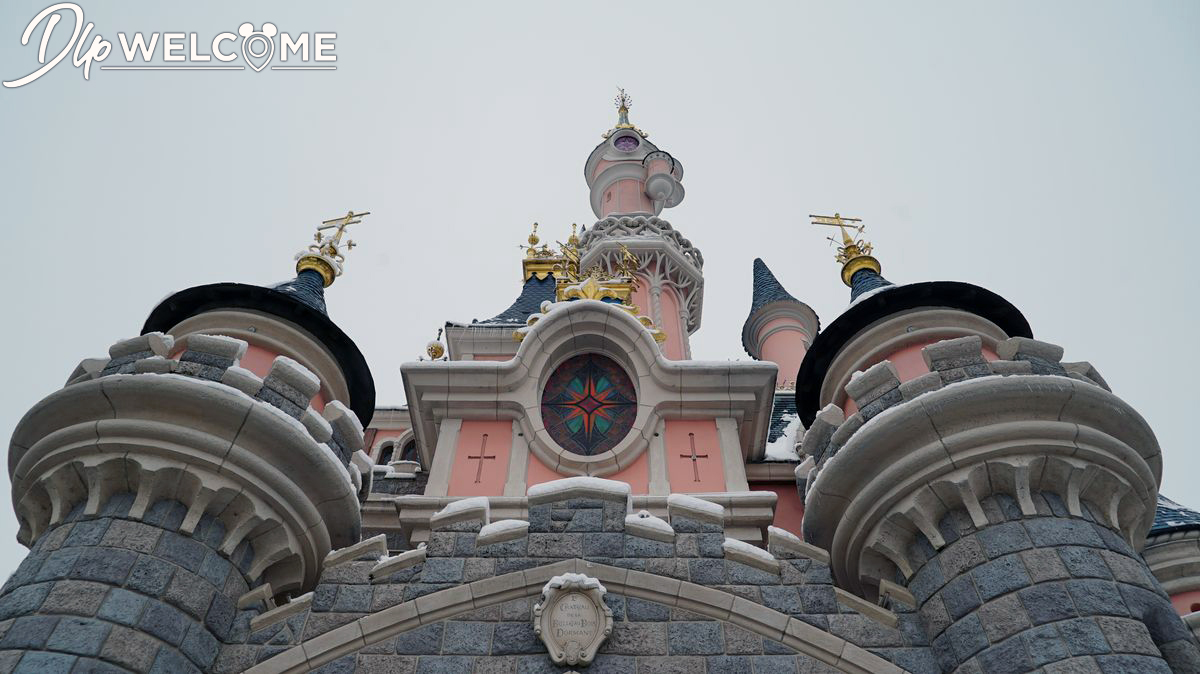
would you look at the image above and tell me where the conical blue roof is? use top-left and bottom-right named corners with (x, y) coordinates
top-left (1151, 495), bottom-right (1200, 537)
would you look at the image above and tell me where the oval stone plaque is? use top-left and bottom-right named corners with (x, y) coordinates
top-left (533, 573), bottom-right (613, 666)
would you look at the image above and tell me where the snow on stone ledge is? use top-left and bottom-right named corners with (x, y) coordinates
top-left (624, 510), bottom-right (676, 543)
top-left (667, 493), bottom-right (726, 525)
top-left (543, 572), bottom-right (607, 596)
top-left (477, 519), bottom-right (530, 547)
top-left (527, 476), bottom-right (631, 505)
top-left (430, 496), bottom-right (491, 529)
top-left (722, 538), bottom-right (780, 575)
top-left (764, 412), bottom-right (802, 462)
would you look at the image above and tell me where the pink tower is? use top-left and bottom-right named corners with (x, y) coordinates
top-left (578, 90), bottom-right (702, 360)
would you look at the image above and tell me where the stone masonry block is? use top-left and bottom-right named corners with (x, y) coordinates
top-left (922, 336), bottom-right (985, 371)
top-left (1057, 547), bottom-right (1113, 580)
top-left (138, 599), bottom-right (190, 645)
top-left (974, 635), bottom-right (1035, 674)
top-left (939, 574), bottom-right (982, 621)
top-left (845, 361), bottom-right (901, 408)
top-left (971, 555), bottom-right (1031, 602)
top-left (600, 623), bottom-right (667, 656)
top-left (1, 614), bottom-right (59, 649)
top-left (1019, 583), bottom-right (1078, 625)
top-left (976, 593), bottom-right (1032, 643)
top-left (443, 621), bottom-right (492, 655)
top-left (100, 624), bottom-right (160, 672)
top-left (96, 588), bottom-right (148, 627)
top-left (668, 622), bottom-right (723, 655)
top-left (40, 580), bottom-right (108, 616)
top-left (492, 622), bottom-right (542, 655)
top-left (996, 337), bottom-right (1064, 364)
top-left (976, 522), bottom-right (1033, 559)
top-left (69, 548), bottom-right (137, 586)
top-left (899, 372), bottom-right (944, 402)
top-left (1058, 618), bottom-right (1112, 656)
top-left (1020, 548), bottom-right (1070, 583)
top-left (100, 519), bottom-right (163, 554)
top-left (45, 616), bottom-right (111, 656)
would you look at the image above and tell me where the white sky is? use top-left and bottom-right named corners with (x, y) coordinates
top-left (2, 1), bottom-right (1197, 580)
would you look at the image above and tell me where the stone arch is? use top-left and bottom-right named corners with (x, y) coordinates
top-left (247, 559), bottom-right (899, 674)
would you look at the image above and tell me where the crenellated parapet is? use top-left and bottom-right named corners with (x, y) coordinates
top-left (9, 331), bottom-right (368, 596)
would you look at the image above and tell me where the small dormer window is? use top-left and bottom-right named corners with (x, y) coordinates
top-left (614, 135), bottom-right (639, 152)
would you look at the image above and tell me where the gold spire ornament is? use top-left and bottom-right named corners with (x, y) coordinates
top-left (810, 213), bottom-right (882, 287)
top-left (296, 210), bottom-right (370, 287)
top-left (521, 222), bottom-right (559, 280)
top-left (603, 88), bottom-right (648, 139)
top-left (426, 328), bottom-right (446, 360)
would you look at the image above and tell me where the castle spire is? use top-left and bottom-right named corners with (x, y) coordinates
top-left (741, 258), bottom-right (819, 388)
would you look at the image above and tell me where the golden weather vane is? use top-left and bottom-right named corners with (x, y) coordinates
top-left (296, 209), bottom-right (371, 287)
top-left (809, 212), bottom-right (882, 287)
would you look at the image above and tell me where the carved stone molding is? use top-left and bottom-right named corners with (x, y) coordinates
top-left (803, 374), bottom-right (1161, 600)
top-left (579, 216), bottom-right (704, 332)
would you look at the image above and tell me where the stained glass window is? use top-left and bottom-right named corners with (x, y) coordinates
top-left (541, 354), bottom-right (637, 456)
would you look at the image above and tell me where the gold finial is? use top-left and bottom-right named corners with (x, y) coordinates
top-left (810, 213), bottom-right (881, 287)
top-left (296, 210), bottom-right (370, 287)
top-left (614, 88), bottom-right (634, 128)
top-left (528, 222), bottom-right (540, 248)
top-left (426, 328), bottom-right (446, 360)
top-left (603, 87), bottom-right (648, 139)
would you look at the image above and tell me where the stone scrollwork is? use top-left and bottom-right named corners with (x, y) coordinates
top-left (532, 573), bottom-right (614, 667)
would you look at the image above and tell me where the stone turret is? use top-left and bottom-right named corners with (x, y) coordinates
top-left (1, 227), bottom-right (374, 672)
top-left (797, 219), bottom-right (1200, 672)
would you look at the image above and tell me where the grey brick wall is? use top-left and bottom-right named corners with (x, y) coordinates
top-left (231, 494), bottom-right (931, 672)
top-left (906, 494), bottom-right (1200, 673)
top-left (0, 495), bottom-right (259, 674)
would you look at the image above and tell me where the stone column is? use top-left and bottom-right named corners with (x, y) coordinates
top-left (802, 337), bottom-right (1200, 673)
top-left (1, 333), bottom-right (362, 672)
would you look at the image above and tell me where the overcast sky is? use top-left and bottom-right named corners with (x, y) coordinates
top-left (2, 1), bottom-right (1197, 580)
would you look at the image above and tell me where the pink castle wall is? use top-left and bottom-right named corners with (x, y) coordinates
top-left (751, 482), bottom-right (805, 534)
top-left (665, 420), bottom-right (725, 493)
top-left (526, 450), bottom-right (649, 494)
top-left (447, 420), bottom-right (513, 497)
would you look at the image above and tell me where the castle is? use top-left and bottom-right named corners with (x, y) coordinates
top-left (3, 93), bottom-right (1199, 673)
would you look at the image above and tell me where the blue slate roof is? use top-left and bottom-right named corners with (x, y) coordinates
top-left (749, 258), bottom-right (800, 314)
top-left (1150, 495), bottom-right (1200, 537)
top-left (767, 393), bottom-right (799, 444)
top-left (271, 269), bottom-right (328, 315)
top-left (849, 268), bottom-right (894, 301)
top-left (476, 275), bottom-right (558, 325)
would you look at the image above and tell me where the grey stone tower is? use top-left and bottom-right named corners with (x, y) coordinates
top-left (795, 222), bottom-right (1200, 672)
top-left (0, 235), bottom-right (375, 672)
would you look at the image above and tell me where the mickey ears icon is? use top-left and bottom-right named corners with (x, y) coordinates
top-left (238, 22), bottom-right (277, 38)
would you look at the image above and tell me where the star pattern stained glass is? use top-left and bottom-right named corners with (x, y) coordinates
top-left (541, 354), bottom-right (637, 456)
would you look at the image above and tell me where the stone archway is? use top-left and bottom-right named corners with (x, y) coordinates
top-left (247, 559), bottom-right (900, 674)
